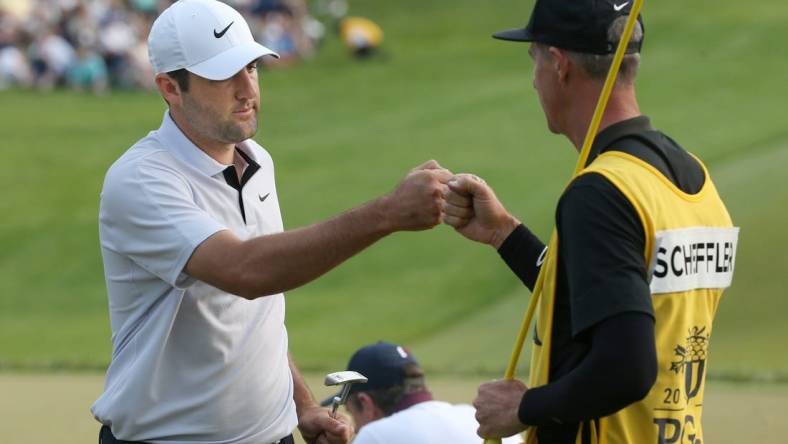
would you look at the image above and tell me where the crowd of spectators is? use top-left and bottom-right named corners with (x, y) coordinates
top-left (0, 0), bottom-right (335, 93)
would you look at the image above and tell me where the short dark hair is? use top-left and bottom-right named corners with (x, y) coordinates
top-left (167, 68), bottom-right (190, 92)
top-left (349, 384), bottom-right (405, 416)
top-left (348, 364), bottom-right (426, 416)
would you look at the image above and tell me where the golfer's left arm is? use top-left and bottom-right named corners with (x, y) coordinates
top-left (290, 354), bottom-right (352, 444)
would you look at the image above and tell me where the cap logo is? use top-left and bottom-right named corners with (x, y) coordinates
top-left (613, 2), bottom-right (630, 11)
top-left (396, 346), bottom-right (408, 358)
top-left (213, 21), bottom-right (234, 38)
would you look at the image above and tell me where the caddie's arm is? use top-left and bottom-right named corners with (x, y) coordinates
top-left (185, 160), bottom-right (451, 299)
top-left (513, 176), bottom-right (659, 430)
top-left (289, 353), bottom-right (353, 444)
top-left (473, 313), bottom-right (656, 438)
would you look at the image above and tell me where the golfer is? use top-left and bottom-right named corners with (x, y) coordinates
top-left (91, 1), bottom-right (451, 443)
top-left (442, 1), bottom-right (739, 443)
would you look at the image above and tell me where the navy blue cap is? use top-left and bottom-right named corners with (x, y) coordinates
top-left (320, 341), bottom-right (424, 406)
top-left (320, 342), bottom-right (424, 407)
top-left (320, 342), bottom-right (428, 408)
top-left (347, 341), bottom-right (421, 395)
top-left (493, 0), bottom-right (644, 55)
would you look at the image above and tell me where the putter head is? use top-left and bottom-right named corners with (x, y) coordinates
top-left (324, 370), bottom-right (368, 387)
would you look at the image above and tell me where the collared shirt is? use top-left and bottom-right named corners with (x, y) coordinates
top-left (92, 112), bottom-right (297, 444)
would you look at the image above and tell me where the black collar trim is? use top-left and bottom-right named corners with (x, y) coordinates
top-left (585, 116), bottom-right (653, 167)
top-left (221, 147), bottom-right (261, 224)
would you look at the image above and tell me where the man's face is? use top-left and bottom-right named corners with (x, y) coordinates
top-left (528, 43), bottom-right (562, 134)
top-left (179, 61), bottom-right (260, 145)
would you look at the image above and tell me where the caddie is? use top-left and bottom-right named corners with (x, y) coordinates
top-left (441, 1), bottom-right (739, 443)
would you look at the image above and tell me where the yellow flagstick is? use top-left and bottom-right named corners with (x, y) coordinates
top-left (483, 1), bottom-right (644, 443)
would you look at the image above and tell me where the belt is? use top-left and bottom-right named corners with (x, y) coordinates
top-left (99, 425), bottom-right (294, 444)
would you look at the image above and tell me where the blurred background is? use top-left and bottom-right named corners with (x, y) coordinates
top-left (1, 0), bottom-right (787, 442)
top-left (0, 0), bottom-right (376, 91)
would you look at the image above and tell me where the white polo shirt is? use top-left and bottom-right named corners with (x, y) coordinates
top-left (353, 401), bottom-right (522, 444)
top-left (92, 112), bottom-right (297, 443)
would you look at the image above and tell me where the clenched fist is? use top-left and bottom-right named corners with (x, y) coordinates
top-left (442, 173), bottom-right (520, 248)
top-left (381, 160), bottom-right (453, 232)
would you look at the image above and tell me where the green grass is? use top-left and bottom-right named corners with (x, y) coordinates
top-left (1, 0), bottom-right (787, 381)
top-left (1, 372), bottom-right (786, 444)
top-left (706, 140), bottom-right (788, 377)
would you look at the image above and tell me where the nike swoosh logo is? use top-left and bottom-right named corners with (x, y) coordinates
top-left (613, 2), bottom-right (629, 11)
top-left (259, 193), bottom-right (270, 202)
top-left (536, 247), bottom-right (548, 267)
top-left (214, 21), bottom-right (234, 38)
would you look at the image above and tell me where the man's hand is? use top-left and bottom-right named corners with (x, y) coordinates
top-left (297, 405), bottom-right (353, 444)
top-left (380, 160), bottom-right (453, 232)
top-left (442, 174), bottom-right (520, 248)
top-left (473, 379), bottom-right (529, 439)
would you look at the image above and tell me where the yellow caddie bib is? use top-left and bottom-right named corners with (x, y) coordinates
top-left (525, 151), bottom-right (739, 444)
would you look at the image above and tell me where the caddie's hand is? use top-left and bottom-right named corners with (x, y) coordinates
top-left (297, 405), bottom-right (353, 444)
top-left (443, 174), bottom-right (520, 248)
top-left (382, 159), bottom-right (453, 232)
top-left (473, 379), bottom-right (529, 439)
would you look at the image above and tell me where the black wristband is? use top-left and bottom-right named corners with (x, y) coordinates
top-left (498, 224), bottom-right (546, 290)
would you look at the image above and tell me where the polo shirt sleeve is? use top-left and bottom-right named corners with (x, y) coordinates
top-left (100, 156), bottom-right (227, 288)
top-left (556, 173), bottom-right (654, 337)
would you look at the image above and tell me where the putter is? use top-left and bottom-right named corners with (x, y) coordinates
top-left (324, 370), bottom-right (368, 418)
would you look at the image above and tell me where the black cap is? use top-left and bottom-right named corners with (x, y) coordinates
top-left (493, 0), bottom-right (644, 55)
top-left (320, 342), bottom-right (422, 406)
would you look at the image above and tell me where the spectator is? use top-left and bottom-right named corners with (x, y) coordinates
top-left (1, 0), bottom-right (325, 91)
top-left (62, 2), bottom-right (99, 51)
top-left (330, 342), bottom-right (522, 444)
top-left (0, 44), bottom-right (32, 89)
top-left (125, 11), bottom-right (154, 89)
top-left (129, 0), bottom-right (158, 14)
top-left (0, 6), bottom-right (32, 88)
top-left (66, 44), bottom-right (108, 93)
top-left (252, 0), bottom-right (316, 67)
top-left (97, 0), bottom-right (139, 88)
top-left (339, 16), bottom-right (383, 59)
top-left (29, 27), bottom-right (75, 89)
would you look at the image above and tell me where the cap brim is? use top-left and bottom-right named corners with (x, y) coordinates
top-left (187, 41), bottom-right (279, 81)
top-left (492, 27), bottom-right (533, 42)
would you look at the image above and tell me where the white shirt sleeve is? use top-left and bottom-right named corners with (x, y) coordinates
top-left (100, 157), bottom-right (226, 288)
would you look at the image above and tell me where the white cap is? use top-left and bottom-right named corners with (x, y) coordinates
top-left (148, 0), bottom-right (278, 81)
